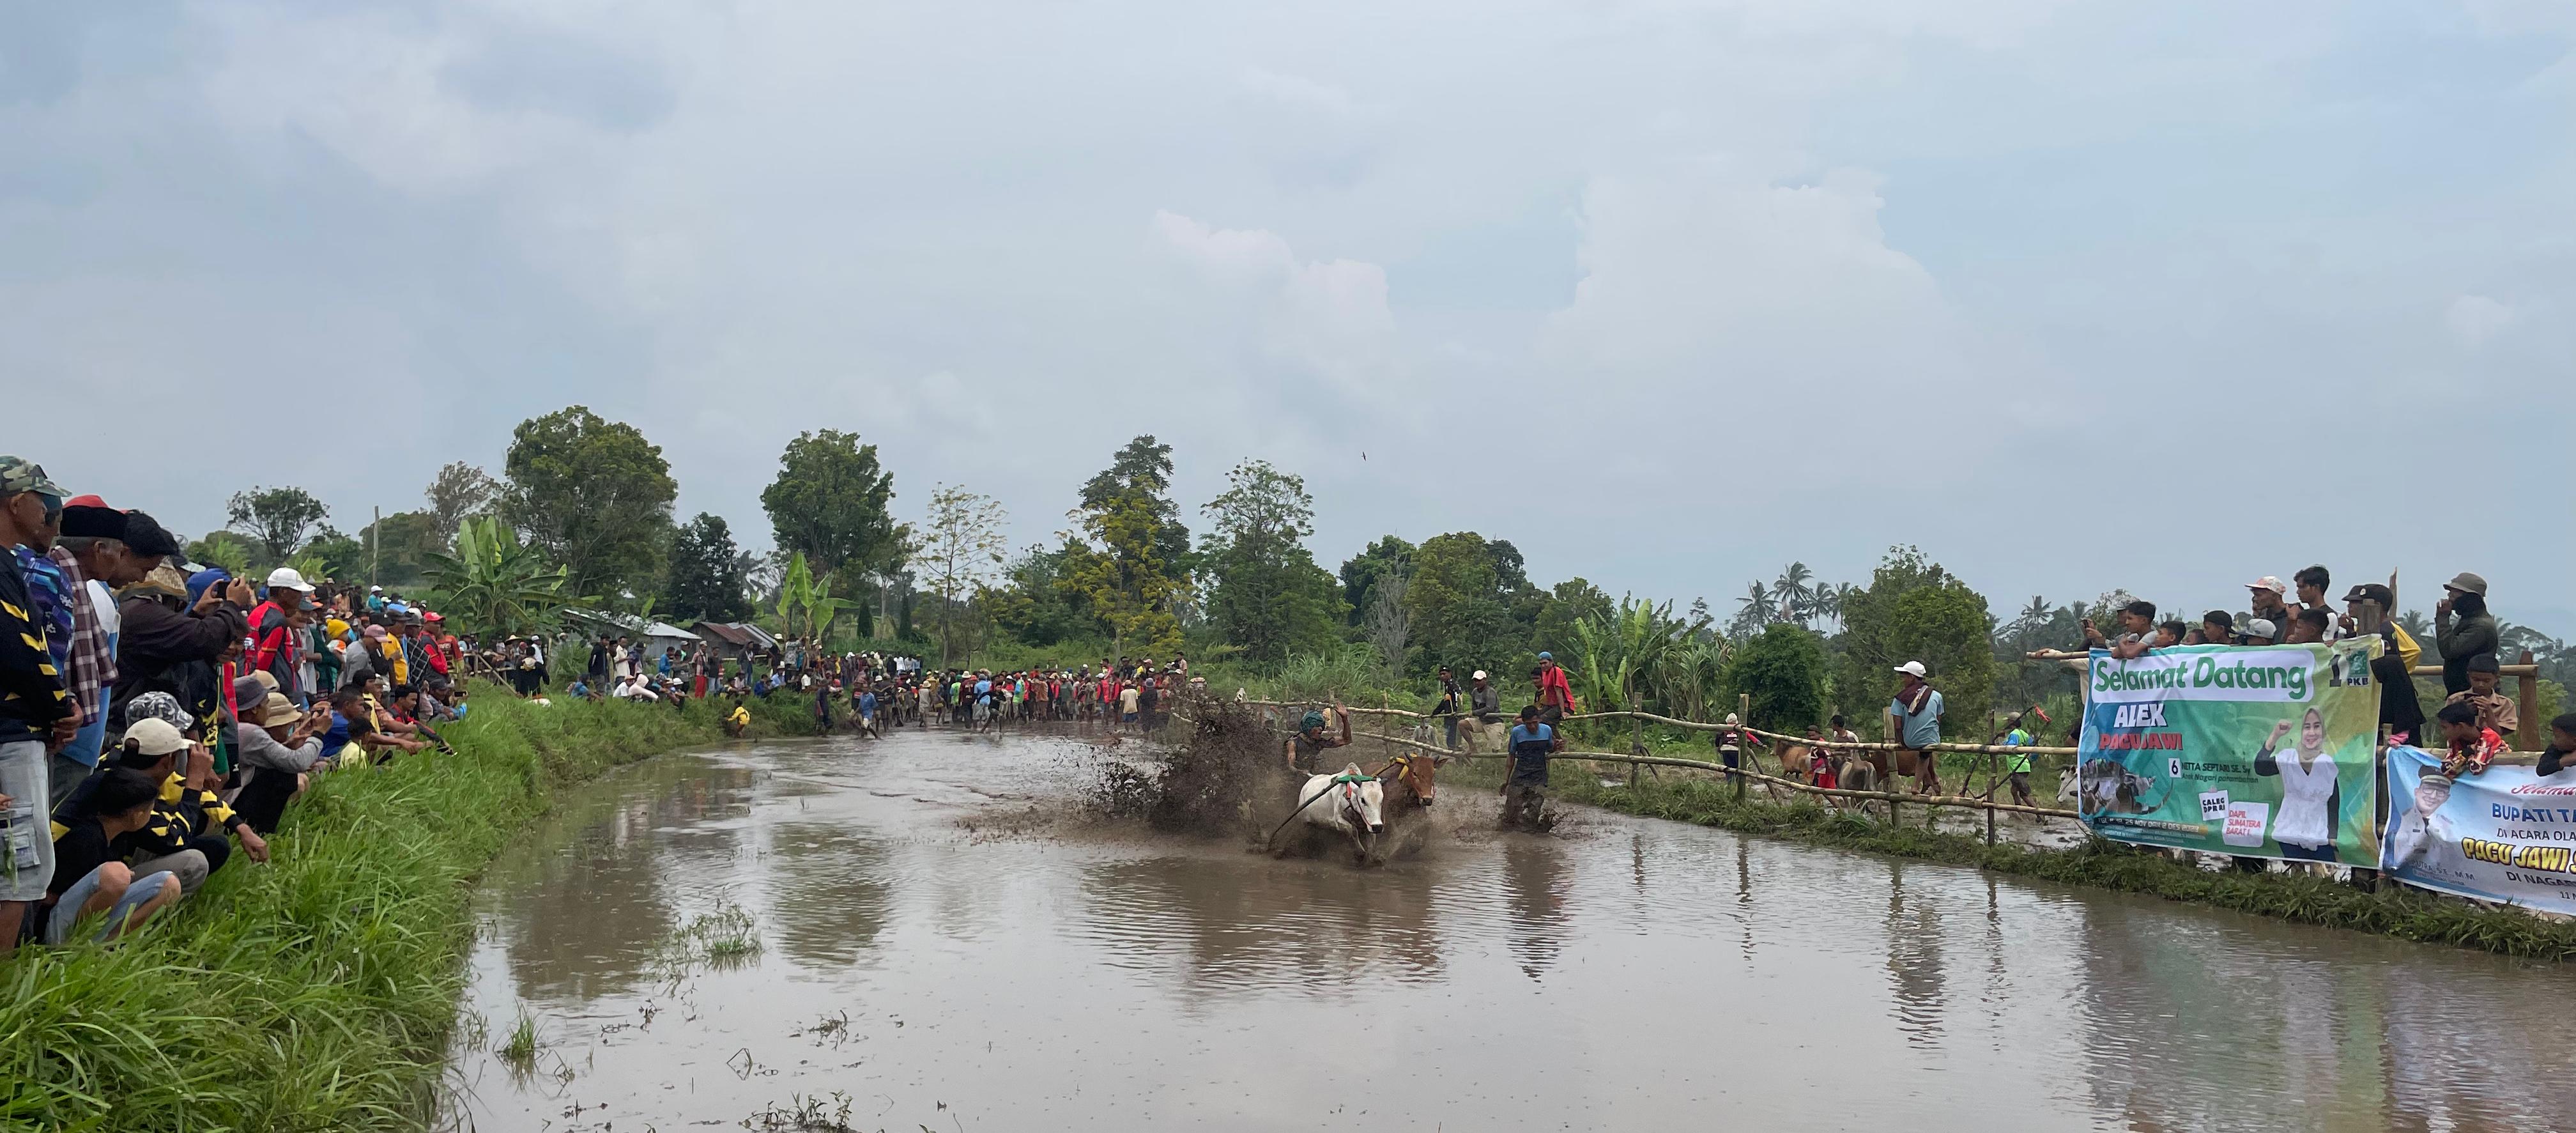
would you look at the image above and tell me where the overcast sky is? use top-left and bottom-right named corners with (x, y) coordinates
top-left (6, 1), bottom-right (2571, 635)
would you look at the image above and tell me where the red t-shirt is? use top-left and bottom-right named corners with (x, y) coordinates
top-left (1537, 665), bottom-right (1574, 708)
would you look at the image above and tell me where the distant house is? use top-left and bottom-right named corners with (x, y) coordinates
top-left (693, 621), bottom-right (774, 659)
top-left (562, 608), bottom-right (703, 654)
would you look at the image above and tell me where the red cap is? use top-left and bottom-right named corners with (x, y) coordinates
top-left (66, 494), bottom-right (111, 509)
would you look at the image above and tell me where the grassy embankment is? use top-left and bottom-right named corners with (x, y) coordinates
top-left (0, 686), bottom-right (818, 1132)
top-left (1418, 744), bottom-right (2576, 960)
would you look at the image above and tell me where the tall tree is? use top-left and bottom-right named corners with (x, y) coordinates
top-left (356, 511), bottom-right (443, 588)
top-left (912, 484), bottom-right (1009, 667)
top-left (1835, 545), bottom-right (1996, 734)
top-left (1062, 489), bottom-right (1184, 661)
top-left (666, 513), bottom-right (749, 622)
top-left (1723, 622), bottom-right (1830, 730)
top-left (1337, 536), bottom-right (1414, 627)
top-left (1200, 459), bottom-right (1344, 662)
top-left (424, 462), bottom-right (501, 543)
top-left (225, 486), bottom-right (329, 564)
top-left (500, 405), bottom-right (678, 599)
top-left (760, 429), bottom-right (902, 590)
top-left (1079, 435), bottom-right (1192, 580)
top-left (1404, 532), bottom-right (1514, 677)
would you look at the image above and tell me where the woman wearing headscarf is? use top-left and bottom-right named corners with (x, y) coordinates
top-left (2255, 707), bottom-right (2341, 863)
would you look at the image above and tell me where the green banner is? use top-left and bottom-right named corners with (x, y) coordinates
top-left (2076, 640), bottom-right (2382, 866)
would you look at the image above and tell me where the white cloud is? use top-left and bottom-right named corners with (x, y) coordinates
top-left (2446, 294), bottom-right (2517, 348)
top-left (1149, 210), bottom-right (1397, 396)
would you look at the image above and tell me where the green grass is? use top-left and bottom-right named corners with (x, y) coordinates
top-left (1471, 756), bottom-right (2576, 960)
top-left (496, 1008), bottom-right (539, 1066)
top-left (0, 682), bottom-right (818, 1132)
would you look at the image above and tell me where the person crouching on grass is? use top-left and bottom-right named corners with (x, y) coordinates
top-left (40, 764), bottom-right (182, 946)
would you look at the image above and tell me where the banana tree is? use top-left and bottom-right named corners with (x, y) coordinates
top-left (774, 551), bottom-right (851, 644)
top-left (422, 516), bottom-right (569, 637)
top-left (1569, 596), bottom-right (1697, 715)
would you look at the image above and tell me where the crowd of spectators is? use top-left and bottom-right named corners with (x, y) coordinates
top-left (1, 458), bottom-right (485, 954)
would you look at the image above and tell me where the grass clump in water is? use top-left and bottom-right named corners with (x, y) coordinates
top-left (496, 1008), bottom-right (541, 1066)
top-left (0, 685), bottom-right (810, 1131)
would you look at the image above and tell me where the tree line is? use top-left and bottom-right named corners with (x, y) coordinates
top-left (202, 405), bottom-right (2576, 733)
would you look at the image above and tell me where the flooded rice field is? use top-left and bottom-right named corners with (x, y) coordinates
top-left (444, 731), bottom-right (2576, 1132)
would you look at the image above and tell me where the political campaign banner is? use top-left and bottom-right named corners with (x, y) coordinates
top-left (2381, 744), bottom-right (2576, 915)
top-left (2076, 640), bottom-right (2382, 867)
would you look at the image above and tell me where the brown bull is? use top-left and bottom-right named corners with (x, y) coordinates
top-left (1381, 751), bottom-right (1439, 807)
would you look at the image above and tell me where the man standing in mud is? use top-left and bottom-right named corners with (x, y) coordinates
top-left (1503, 705), bottom-right (1562, 830)
top-left (1284, 704), bottom-right (1351, 773)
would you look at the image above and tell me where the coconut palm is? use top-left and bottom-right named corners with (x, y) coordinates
top-left (1772, 562), bottom-right (1816, 626)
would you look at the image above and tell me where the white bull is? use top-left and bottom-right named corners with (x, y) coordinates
top-left (1291, 764), bottom-right (1387, 861)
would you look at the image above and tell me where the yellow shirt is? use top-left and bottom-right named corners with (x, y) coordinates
top-left (728, 707), bottom-right (750, 727)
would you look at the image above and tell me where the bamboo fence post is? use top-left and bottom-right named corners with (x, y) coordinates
top-left (1984, 708), bottom-right (1998, 846)
top-left (2518, 650), bottom-right (2540, 737)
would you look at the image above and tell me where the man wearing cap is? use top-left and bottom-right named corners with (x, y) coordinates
top-left (2435, 572), bottom-right (2497, 697)
top-left (1468, 669), bottom-right (1501, 752)
top-left (1432, 665), bottom-right (1463, 750)
top-left (2444, 654), bottom-right (2520, 738)
top-left (2245, 576), bottom-right (2295, 643)
top-left (47, 503), bottom-right (157, 808)
top-left (0, 456), bottom-right (75, 956)
top-left (112, 532), bottom-right (252, 730)
top-left (232, 690), bottom-right (328, 834)
top-left (2388, 771), bottom-right (2457, 872)
top-left (249, 567), bottom-right (319, 707)
top-left (1889, 660), bottom-right (1945, 794)
top-left (2339, 582), bottom-right (2425, 743)
top-left (1535, 651), bottom-right (1575, 728)
top-left (2239, 617), bottom-right (2280, 646)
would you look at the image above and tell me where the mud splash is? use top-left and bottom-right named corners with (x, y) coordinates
top-left (1084, 702), bottom-right (1448, 861)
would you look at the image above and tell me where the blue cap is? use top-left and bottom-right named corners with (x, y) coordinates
top-left (1538, 651), bottom-right (1552, 660)
top-left (185, 567), bottom-right (231, 606)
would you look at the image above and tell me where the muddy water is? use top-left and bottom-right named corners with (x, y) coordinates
top-left (445, 732), bottom-right (2576, 1132)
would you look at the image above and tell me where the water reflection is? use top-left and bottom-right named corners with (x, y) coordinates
top-left (758, 822), bottom-right (892, 967)
top-left (449, 733), bottom-right (2576, 1133)
top-left (1882, 862), bottom-right (1946, 1046)
top-left (2073, 898), bottom-right (2576, 1133)
top-left (1076, 853), bottom-right (1448, 992)
top-left (480, 756), bottom-right (756, 1001)
top-left (1501, 840), bottom-right (1569, 982)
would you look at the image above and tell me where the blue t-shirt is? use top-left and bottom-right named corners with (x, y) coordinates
top-left (1891, 688), bottom-right (1944, 749)
top-left (319, 712), bottom-right (352, 759)
top-left (1508, 723), bottom-right (1555, 782)
top-left (858, 691), bottom-right (877, 716)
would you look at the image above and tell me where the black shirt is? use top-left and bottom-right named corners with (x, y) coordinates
top-left (49, 815), bottom-right (118, 899)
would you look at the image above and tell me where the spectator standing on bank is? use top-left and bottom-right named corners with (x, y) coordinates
top-left (2435, 572), bottom-right (2497, 697)
top-left (0, 457), bottom-right (74, 957)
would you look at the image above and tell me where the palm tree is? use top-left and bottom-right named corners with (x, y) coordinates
top-left (1772, 562), bottom-right (1816, 626)
top-left (2018, 595), bottom-right (2052, 631)
top-left (1731, 580), bottom-right (1774, 637)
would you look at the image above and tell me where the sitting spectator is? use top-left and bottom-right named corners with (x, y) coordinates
top-left (43, 763), bottom-right (182, 945)
top-left (2534, 713), bottom-right (2576, 778)
top-left (2154, 620), bottom-right (2188, 648)
top-left (2284, 608), bottom-right (2331, 645)
top-left (2239, 617), bottom-right (2279, 645)
top-left (2436, 572), bottom-right (2497, 696)
top-left (2188, 610), bottom-right (2234, 645)
top-left (232, 692), bottom-right (326, 835)
top-left (567, 676), bottom-right (600, 701)
top-left (2435, 700), bottom-right (2505, 780)
top-left (60, 713), bottom-right (268, 898)
top-left (2103, 600), bottom-right (2159, 659)
top-left (2442, 653), bottom-right (2519, 738)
